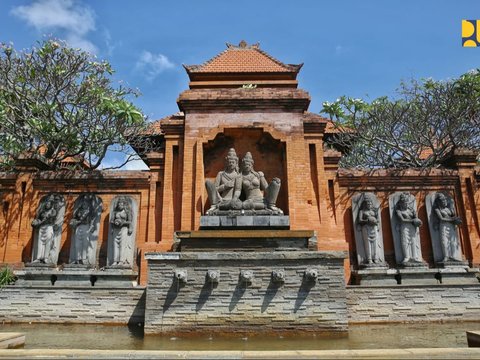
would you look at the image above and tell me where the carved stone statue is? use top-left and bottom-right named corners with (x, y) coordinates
top-left (389, 192), bottom-right (424, 266)
top-left (107, 196), bottom-right (137, 268)
top-left (69, 194), bottom-right (102, 266)
top-left (31, 193), bottom-right (65, 265)
top-left (205, 148), bottom-right (239, 214)
top-left (233, 152), bottom-right (282, 213)
top-left (352, 193), bottom-right (386, 267)
top-left (426, 192), bottom-right (463, 263)
top-left (204, 149), bottom-right (283, 215)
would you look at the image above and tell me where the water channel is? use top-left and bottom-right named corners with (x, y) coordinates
top-left (3, 322), bottom-right (480, 350)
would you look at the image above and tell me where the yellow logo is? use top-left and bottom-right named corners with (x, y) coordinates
top-left (462, 20), bottom-right (480, 47)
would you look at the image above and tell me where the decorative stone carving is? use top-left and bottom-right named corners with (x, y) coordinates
top-left (205, 148), bottom-right (239, 214)
top-left (239, 270), bottom-right (253, 284)
top-left (352, 192), bottom-right (386, 267)
top-left (31, 193), bottom-right (65, 265)
top-left (234, 152), bottom-right (282, 214)
top-left (174, 269), bottom-right (188, 284)
top-left (107, 196), bottom-right (138, 268)
top-left (389, 192), bottom-right (425, 267)
top-left (271, 269), bottom-right (285, 284)
top-left (426, 192), bottom-right (463, 264)
top-left (205, 149), bottom-right (283, 215)
top-left (69, 194), bottom-right (103, 266)
top-left (206, 270), bottom-right (220, 283)
top-left (304, 268), bottom-right (318, 282)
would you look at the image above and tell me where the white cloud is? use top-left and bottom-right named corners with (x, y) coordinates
top-left (66, 34), bottom-right (97, 54)
top-left (135, 50), bottom-right (175, 81)
top-left (103, 29), bottom-right (121, 57)
top-left (11, 0), bottom-right (97, 53)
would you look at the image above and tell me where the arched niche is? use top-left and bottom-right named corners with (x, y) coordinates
top-left (203, 128), bottom-right (288, 214)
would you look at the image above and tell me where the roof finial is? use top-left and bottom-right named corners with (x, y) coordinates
top-left (239, 40), bottom-right (247, 48)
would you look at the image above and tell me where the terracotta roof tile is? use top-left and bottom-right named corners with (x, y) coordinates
top-left (184, 41), bottom-right (302, 74)
top-left (144, 112), bottom-right (184, 135)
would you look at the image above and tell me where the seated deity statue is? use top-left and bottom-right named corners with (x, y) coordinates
top-left (357, 197), bottom-right (381, 264)
top-left (31, 196), bottom-right (58, 264)
top-left (232, 152), bottom-right (282, 213)
top-left (205, 148), bottom-right (240, 214)
top-left (69, 200), bottom-right (93, 265)
top-left (433, 193), bottom-right (462, 262)
top-left (394, 193), bottom-right (423, 265)
top-left (110, 197), bottom-right (133, 266)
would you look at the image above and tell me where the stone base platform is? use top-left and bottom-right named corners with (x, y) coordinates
top-left (15, 268), bottom-right (138, 287)
top-left (144, 251), bottom-right (347, 335)
top-left (200, 215), bottom-right (289, 229)
top-left (2, 348), bottom-right (480, 359)
top-left (174, 230), bottom-right (317, 252)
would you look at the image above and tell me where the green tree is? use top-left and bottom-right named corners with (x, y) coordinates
top-left (0, 39), bottom-right (153, 170)
top-left (321, 70), bottom-right (480, 169)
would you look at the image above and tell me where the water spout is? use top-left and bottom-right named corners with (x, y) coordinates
top-left (304, 268), bottom-right (318, 283)
top-left (271, 269), bottom-right (285, 285)
top-left (174, 269), bottom-right (188, 285)
top-left (239, 270), bottom-right (253, 286)
top-left (206, 270), bottom-right (220, 284)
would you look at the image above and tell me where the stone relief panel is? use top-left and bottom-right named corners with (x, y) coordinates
top-left (31, 193), bottom-right (65, 265)
top-left (68, 194), bottom-right (103, 267)
top-left (352, 192), bottom-right (386, 267)
top-left (426, 192), bottom-right (463, 264)
top-left (388, 192), bottom-right (425, 267)
top-left (107, 196), bottom-right (138, 268)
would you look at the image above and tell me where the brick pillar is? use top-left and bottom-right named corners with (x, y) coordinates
top-left (160, 138), bottom-right (179, 244)
top-left (448, 150), bottom-right (480, 266)
top-left (180, 136), bottom-right (196, 231)
top-left (285, 135), bottom-right (311, 230)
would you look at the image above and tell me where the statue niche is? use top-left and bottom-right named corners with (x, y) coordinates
top-left (107, 196), bottom-right (138, 268)
top-left (30, 193), bottom-right (65, 266)
top-left (351, 192), bottom-right (386, 268)
top-left (205, 148), bottom-right (283, 215)
top-left (388, 192), bottom-right (425, 267)
top-left (68, 194), bottom-right (103, 267)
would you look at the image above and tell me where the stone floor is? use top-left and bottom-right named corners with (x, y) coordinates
top-left (1, 348), bottom-right (480, 359)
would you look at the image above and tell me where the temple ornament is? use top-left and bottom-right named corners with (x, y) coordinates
top-left (107, 196), bottom-right (138, 268)
top-left (31, 193), bottom-right (65, 265)
top-left (352, 192), bottom-right (386, 267)
top-left (389, 192), bottom-right (425, 267)
top-left (426, 192), bottom-right (463, 264)
top-left (69, 194), bottom-right (102, 267)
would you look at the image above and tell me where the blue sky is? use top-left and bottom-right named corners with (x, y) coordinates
top-left (1, 0), bottom-right (479, 168)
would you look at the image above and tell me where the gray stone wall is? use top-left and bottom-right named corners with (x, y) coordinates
top-left (347, 285), bottom-right (480, 322)
top-left (144, 251), bottom-right (347, 334)
top-left (0, 286), bottom-right (145, 324)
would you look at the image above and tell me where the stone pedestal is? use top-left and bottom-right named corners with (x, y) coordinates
top-left (354, 268), bottom-right (397, 286)
top-left (174, 230), bottom-right (317, 252)
top-left (14, 268), bottom-right (138, 287)
top-left (200, 215), bottom-right (289, 229)
top-left (397, 268), bottom-right (439, 285)
top-left (438, 266), bottom-right (479, 285)
top-left (353, 266), bottom-right (479, 285)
